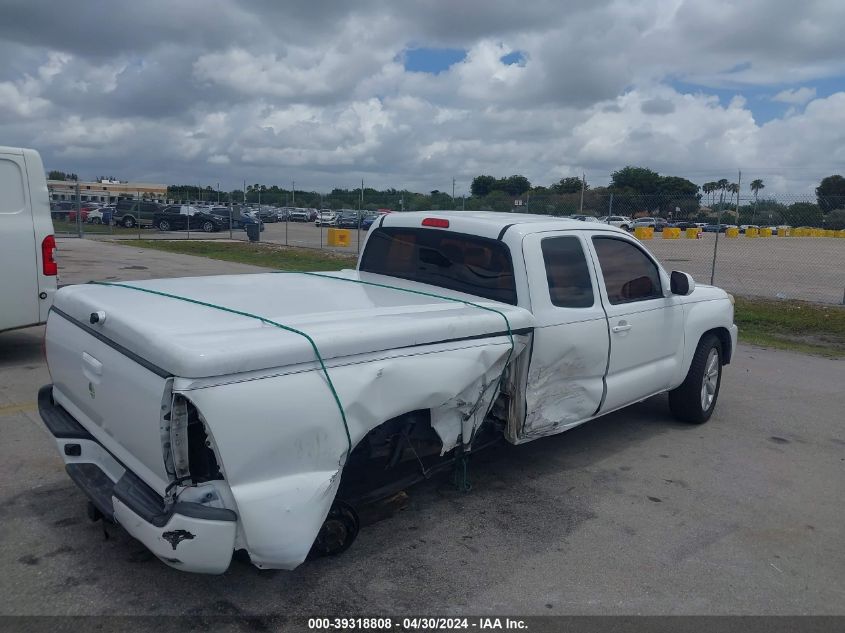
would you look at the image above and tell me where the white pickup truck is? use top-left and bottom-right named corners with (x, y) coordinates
top-left (39, 211), bottom-right (737, 574)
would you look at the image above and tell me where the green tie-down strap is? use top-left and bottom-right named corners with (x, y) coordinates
top-left (89, 274), bottom-right (515, 465)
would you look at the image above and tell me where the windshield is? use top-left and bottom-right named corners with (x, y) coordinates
top-left (359, 227), bottom-right (517, 305)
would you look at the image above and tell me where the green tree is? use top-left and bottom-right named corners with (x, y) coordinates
top-left (825, 209), bottom-right (845, 230)
top-left (610, 166), bottom-right (662, 193)
top-left (552, 177), bottom-right (584, 194)
top-left (500, 175), bottom-right (531, 196)
top-left (470, 175), bottom-right (497, 197)
top-left (816, 175), bottom-right (845, 212)
top-left (782, 202), bottom-right (823, 227)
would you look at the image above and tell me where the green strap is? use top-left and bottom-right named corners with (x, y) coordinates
top-left (89, 273), bottom-right (517, 467)
top-left (88, 280), bottom-right (353, 459)
top-left (293, 272), bottom-right (516, 442)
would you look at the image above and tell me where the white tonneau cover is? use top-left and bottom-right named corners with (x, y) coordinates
top-left (52, 270), bottom-right (535, 378)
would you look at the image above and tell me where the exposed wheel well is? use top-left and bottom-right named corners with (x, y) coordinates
top-left (701, 327), bottom-right (733, 364)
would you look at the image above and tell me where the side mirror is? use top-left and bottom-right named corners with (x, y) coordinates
top-left (670, 271), bottom-right (695, 296)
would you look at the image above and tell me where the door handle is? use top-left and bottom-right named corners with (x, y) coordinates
top-left (611, 323), bottom-right (632, 333)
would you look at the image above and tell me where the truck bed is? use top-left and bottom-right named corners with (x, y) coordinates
top-left (50, 270), bottom-right (535, 378)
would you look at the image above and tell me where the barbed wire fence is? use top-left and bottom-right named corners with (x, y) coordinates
top-left (49, 185), bottom-right (845, 305)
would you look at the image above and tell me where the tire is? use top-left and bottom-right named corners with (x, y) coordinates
top-left (669, 334), bottom-right (723, 424)
top-left (157, 219), bottom-right (171, 231)
top-left (122, 216), bottom-right (136, 229)
top-left (202, 221), bottom-right (215, 233)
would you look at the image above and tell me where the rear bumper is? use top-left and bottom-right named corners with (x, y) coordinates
top-left (38, 384), bottom-right (238, 574)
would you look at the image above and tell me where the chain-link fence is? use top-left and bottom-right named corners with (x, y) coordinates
top-left (51, 186), bottom-right (845, 304)
top-left (513, 191), bottom-right (844, 305)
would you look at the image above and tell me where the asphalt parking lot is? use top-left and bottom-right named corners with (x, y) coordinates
top-left (1, 238), bottom-right (843, 618)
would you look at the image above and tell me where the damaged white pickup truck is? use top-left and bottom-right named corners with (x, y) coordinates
top-left (39, 211), bottom-right (737, 574)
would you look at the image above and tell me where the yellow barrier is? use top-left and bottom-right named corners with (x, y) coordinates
top-left (685, 227), bottom-right (700, 239)
top-left (725, 227), bottom-right (739, 238)
top-left (759, 227), bottom-right (772, 237)
top-left (326, 228), bottom-right (351, 247)
top-left (634, 227), bottom-right (652, 240)
top-left (824, 230), bottom-right (835, 237)
top-left (812, 228), bottom-right (824, 237)
top-left (836, 230), bottom-right (845, 238)
top-left (746, 227), bottom-right (759, 238)
top-left (777, 226), bottom-right (790, 236)
top-left (662, 227), bottom-right (681, 239)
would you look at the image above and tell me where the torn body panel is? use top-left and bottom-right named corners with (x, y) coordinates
top-left (180, 334), bottom-right (527, 570)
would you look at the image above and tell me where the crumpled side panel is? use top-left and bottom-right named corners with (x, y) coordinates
top-left (182, 336), bottom-right (525, 570)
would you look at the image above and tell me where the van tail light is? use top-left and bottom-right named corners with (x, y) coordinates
top-left (422, 218), bottom-right (449, 228)
top-left (42, 235), bottom-right (57, 276)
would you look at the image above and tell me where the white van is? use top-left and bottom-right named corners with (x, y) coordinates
top-left (0, 146), bottom-right (57, 333)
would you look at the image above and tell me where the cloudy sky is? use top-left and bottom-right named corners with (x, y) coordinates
top-left (1, 0), bottom-right (844, 195)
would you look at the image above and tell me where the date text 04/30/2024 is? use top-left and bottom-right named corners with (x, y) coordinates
top-left (307, 617), bottom-right (529, 630)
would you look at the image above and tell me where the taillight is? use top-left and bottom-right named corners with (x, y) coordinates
top-left (422, 217), bottom-right (449, 228)
top-left (42, 235), bottom-right (57, 276)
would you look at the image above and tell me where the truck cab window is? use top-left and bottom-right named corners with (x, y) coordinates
top-left (360, 227), bottom-right (517, 304)
top-left (592, 237), bottom-right (662, 304)
top-left (541, 236), bottom-right (594, 308)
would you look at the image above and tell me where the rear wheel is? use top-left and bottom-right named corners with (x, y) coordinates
top-left (122, 216), bottom-right (136, 229)
top-left (202, 221), bottom-right (215, 232)
top-left (308, 501), bottom-right (359, 558)
top-left (669, 334), bottom-right (722, 424)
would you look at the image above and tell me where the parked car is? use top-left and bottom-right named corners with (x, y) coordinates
top-left (87, 206), bottom-right (115, 225)
top-left (739, 224), bottom-right (759, 234)
top-left (631, 217), bottom-right (669, 232)
top-left (0, 146), bottom-right (56, 333)
top-left (571, 215), bottom-right (602, 223)
top-left (50, 201), bottom-right (75, 220)
top-left (112, 200), bottom-right (162, 228)
top-left (336, 210), bottom-right (362, 229)
top-left (237, 212), bottom-right (265, 232)
top-left (288, 208), bottom-right (310, 222)
top-left (360, 212), bottom-right (382, 230)
top-left (274, 208), bottom-right (289, 221)
top-left (599, 215), bottom-right (633, 230)
top-left (40, 211), bottom-right (736, 574)
top-left (256, 207), bottom-right (278, 223)
top-left (315, 210), bottom-right (339, 227)
top-left (702, 224), bottom-right (730, 233)
top-left (68, 205), bottom-right (98, 223)
top-left (154, 205), bottom-right (227, 232)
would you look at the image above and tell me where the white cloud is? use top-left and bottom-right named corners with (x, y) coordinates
top-left (0, 0), bottom-right (843, 193)
top-left (772, 86), bottom-right (817, 105)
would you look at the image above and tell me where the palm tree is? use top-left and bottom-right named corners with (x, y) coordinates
top-left (750, 179), bottom-right (764, 223)
top-left (716, 179), bottom-right (729, 212)
top-left (727, 183), bottom-right (739, 217)
top-left (702, 182), bottom-right (713, 207)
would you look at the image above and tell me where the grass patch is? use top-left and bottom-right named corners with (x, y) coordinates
top-left (734, 296), bottom-right (845, 357)
top-left (118, 239), bottom-right (356, 272)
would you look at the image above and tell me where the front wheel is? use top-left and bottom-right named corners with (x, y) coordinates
top-left (669, 334), bottom-right (722, 424)
top-left (157, 219), bottom-right (171, 231)
top-left (202, 221), bottom-right (215, 232)
top-left (122, 216), bottom-right (136, 229)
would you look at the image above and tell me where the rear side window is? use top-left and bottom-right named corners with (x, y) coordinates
top-left (0, 159), bottom-right (25, 215)
top-left (360, 227), bottom-right (516, 304)
top-left (541, 237), bottom-right (594, 308)
top-left (592, 237), bottom-right (662, 304)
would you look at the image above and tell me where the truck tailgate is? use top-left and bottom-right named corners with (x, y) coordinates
top-left (46, 309), bottom-right (172, 495)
